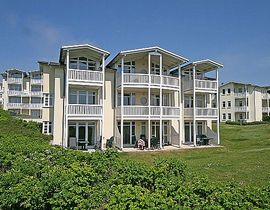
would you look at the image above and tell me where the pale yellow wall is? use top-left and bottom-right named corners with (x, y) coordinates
top-left (103, 70), bottom-right (115, 141)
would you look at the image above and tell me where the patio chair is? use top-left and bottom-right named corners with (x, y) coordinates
top-left (69, 137), bottom-right (77, 150)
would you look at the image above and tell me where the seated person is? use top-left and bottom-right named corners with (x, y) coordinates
top-left (137, 138), bottom-right (145, 150)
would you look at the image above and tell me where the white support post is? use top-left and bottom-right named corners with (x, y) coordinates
top-left (193, 65), bottom-right (197, 146)
top-left (245, 84), bottom-right (248, 121)
top-left (148, 53), bottom-right (151, 149)
top-left (120, 56), bottom-right (125, 150)
top-left (216, 69), bottom-right (220, 145)
top-left (178, 65), bottom-right (182, 147)
top-left (64, 49), bottom-right (70, 148)
top-left (101, 54), bottom-right (105, 150)
top-left (159, 54), bottom-right (162, 148)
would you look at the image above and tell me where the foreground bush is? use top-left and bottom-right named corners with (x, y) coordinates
top-left (0, 110), bottom-right (270, 209)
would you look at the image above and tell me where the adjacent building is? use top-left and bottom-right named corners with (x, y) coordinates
top-left (220, 82), bottom-right (270, 122)
top-left (1, 44), bottom-right (223, 150)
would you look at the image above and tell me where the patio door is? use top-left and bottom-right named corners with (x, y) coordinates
top-left (87, 122), bottom-right (96, 147)
top-left (184, 122), bottom-right (194, 143)
top-left (118, 121), bottom-right (136, 147)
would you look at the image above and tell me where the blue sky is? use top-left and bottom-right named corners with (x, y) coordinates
top-left (0, 0), bottom-right (269, 85)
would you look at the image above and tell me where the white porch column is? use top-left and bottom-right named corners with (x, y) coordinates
top-left (178, 65), bottom-right (182, 147)
top-left (148, 53), bottom-right (151, 149)
top-left (159, 54), bottom-right (162, 148)
top-left (245, 84), bottom-right (248, 121)
top-left (120, 56), bottom-right (125, 150)
top-left (64, 49), bottom-right (70, 147)
top-left (101, 54), bottom-right (105, 150)
top-left (193, 65), bottom-right (197, 146)
top-left (216, 69), bottom-right (220, 145)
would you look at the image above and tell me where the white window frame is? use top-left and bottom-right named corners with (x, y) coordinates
top-left (43, 121), bottom-right (52, 135)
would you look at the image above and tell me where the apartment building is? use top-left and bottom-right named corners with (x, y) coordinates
top-left (1, 69), bottom-right (43, 122)
top-left (1, 44), bottom-right (223, 150)
top-left (220, 82), bottom-right (270, 122)
top-left (0, 82), bottom-right (3, 108)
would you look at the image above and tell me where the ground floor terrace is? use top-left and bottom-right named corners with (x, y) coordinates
top-left (114, 119), bottom-right (218, 150)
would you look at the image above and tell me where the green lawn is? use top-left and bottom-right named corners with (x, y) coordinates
top-left (120, 124), bottom-right (270, 187)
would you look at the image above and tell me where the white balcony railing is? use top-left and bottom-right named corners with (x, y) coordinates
top-left (262, 93), bottom-right (270, 99)
top-left (183, 79), bottom-right (217, 91)
top-left (116, 106), bottom-right (180, 117)
top-left (184, 108), bottom-right (218, 118)
top-left (31, 79), bottom-right (43, 84)
top-left (68, 69), bottom-right (103, 84)
top-left (234, 93), bottom-right (246, 98)
top-left (7, 103), bottom-right (42, 109)
top-left (235, 106), bottom-right (248, 112)
top-left (7, 78), bottom-right (22, 83)
top-left (68, 104), bottom-right (102, 116)
top-left (8, 90), bottom-right (42, 96)
top-left (120, 73), bottom-right (179, 89)
top-left (30, 91), bottom-right (43, 96)
top-left (8, 90), bottom-right (22, 95)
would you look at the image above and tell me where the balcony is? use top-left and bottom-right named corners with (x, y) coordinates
top-left (31, 79), bottom-right (43, 84)
top-left (262, 107), bottom-right (269, 113)
top-left (183, 79), bottom-right (217, 92)
top-left (7, 103), bottom-right (42, 109)
top-left (184, 108), bottom-right (218, 118)
top-left (234, 93), bottom-right (246, 98)
top-left (8, 90), bottom-right (42, 97)
top-left (118, 73), bottom-right (180, 90)
top-left (235, 106), bottom-right (248, 112)
top-left (262, 93), bottom-right (270, 99)
top-left (116, 106), bottom-right (180, 119)
top-left (7, 78), bottom-right (22, 84)
top-left (30, 91), bottom-right (43, 96)
top-left (68, 69), bottom-right (103, 85)
top-left (67, 104), bottom-right (102, 117)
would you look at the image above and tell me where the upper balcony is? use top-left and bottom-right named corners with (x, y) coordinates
top-left (107, 46), bottom-right (189, 91)
top-left (8, 90), bottom-right (43, 97)
top-left (67, 104), bottom-right (103, 119)
top-left (60, 44), bottom-right (110, 86)
top-left (7, 77), bottom-right (23, 84)
top-left (184, 107), bottom-right (218, 119)
top-left (7, 103), bottom-right (42, 109)
top-left (235, 106), bottom-right (248, 112)
top-left (68, 69), bottom-right (103, 86)
top-left (116, 106), bottom-right (180, 119)
top-left (234, 92), bottom-right (246, 98)
top-left (117, 73), bottom-right (180, 90)
top-left (181, 59), bottom-right (223, 93)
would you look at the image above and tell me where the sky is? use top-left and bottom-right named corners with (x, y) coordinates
top-left (0, 0), bottom-right (270, 85)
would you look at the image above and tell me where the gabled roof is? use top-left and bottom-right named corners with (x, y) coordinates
top-left (107, 46), bottom-right (189, 69)
top-left (219, 81), bottom-right (264, 88)
top-left (181, 59), bottom-right (223, 72)
top-left (59, 44), bottom-right (110, 63)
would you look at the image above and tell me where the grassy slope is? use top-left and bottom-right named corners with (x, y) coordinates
top-left (121, 124), bottom-right (270, 187)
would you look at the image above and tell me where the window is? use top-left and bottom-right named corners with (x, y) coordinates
top-left (43, 121), bottom-right (52, 135)
top-left (246, 98), bottom-right (249, 107)
top-left (69, 57), bottom-right (96, 71)
top-left (227, 101), bottom-right (231, 108)
top-left (184, 96), bottom-right (193, 108)
top-left (222, 89), bottom-right (225, 95)
top-left (69, 91), bottom-right (77, 104)
top-left (228, 113), bottom-right (231, 120)
top-left (8, 84), bottom-right (21, 91)
top-left (222, 113), bottom-right (226, 120)
top-left (222, 101), bottom-right (226, 108)
top-left (43, 94), bottom-right (54, 107)
top-left (79, 91), bottom-right (87, 104)
top-left (238, 88), bottom-right (243, 93)
top-left (247, 112), bottom-right (249, 119)
top-left (141, 122), bottom-right (146, 136)
top-left (88, 92), bottom-right (96, 104)
top-left (124, 93), bottom-right (135, 105)
top-left (228, 89), bottom-right (231, 94)
top-left (118, 61), bottom-right (135, 73)
top-left (31, 85), bottom-right (42, 92)
top-left (9, 97), bottom-right (21, 103)
top-left (151, 95), bottom-right (160, 106)
top-left (31, 110), bottom-right (41, 118)
top-left (151, 63), bottom-right (160, 75)
top-left (239, 101), bottom-right (243, 107)
top-left (31, 97), bottom-right (42, 104)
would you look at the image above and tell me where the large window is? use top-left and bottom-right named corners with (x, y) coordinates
top-left (151, 63), bottom-right (160, 75)
top-left (31, 85), bottom-right (42, 92)
top-left (31, 110), bottom-right (42, 118)
top-left (118, 61), bottom-right (136, 73)
top-left (8, 84), bottom-right (21, 91)
top-left (222, 101), bottom-right (226, 108)
top-left (31, 97), bottom-right (42, 104)
top-left (69, 90), bottom-right (97, 104)
top-left (9, 97), bottom-right (21, 103)
top-left (69, 57), bottom-right (96, 71)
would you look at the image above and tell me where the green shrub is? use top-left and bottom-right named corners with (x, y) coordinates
top-left (0, 109), bottom-right (270, 209)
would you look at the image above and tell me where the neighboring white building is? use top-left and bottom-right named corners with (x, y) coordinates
top-left (1, 44), bottom-right (224, 150)
top-left (220, 82), bottom-right (270, 122)
top-left (1, 69), bottom-right (43, 122)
